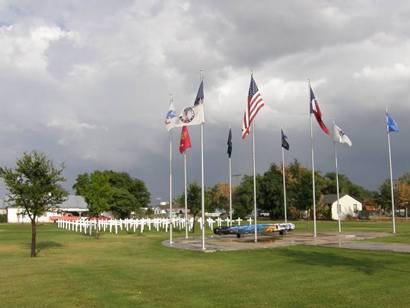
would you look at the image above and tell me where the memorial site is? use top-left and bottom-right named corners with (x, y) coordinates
top-left (1, 1), bottom-right (410, 307)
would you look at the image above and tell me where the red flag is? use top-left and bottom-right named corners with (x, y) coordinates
top-left (309, 85), bottom-right (329, 135)
top-left (179, 126), bottom-right (192, 154)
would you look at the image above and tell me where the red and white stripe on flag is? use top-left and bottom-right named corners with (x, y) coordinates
top-left (242, 77), bottom-right (265, 139)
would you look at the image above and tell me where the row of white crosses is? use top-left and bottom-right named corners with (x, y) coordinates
top-left (57, 217), bottom-right (254, 235)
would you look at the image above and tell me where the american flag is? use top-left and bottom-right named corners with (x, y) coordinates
top-left (242, 75), bottom-right (265, 139)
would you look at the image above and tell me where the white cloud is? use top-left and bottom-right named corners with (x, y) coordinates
top-left (0, 23), bottom-right (71, 71)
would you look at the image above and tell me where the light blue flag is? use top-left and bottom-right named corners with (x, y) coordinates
top-left (165, 102), bottom-right (177, 131)
top-left (386, 113), bottom-right (399, 133)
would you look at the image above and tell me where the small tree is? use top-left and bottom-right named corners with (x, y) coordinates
top-left (187, 183), bottom-right (201, 232)
top-left (0, 151), bottom-right (67, 257)
top-left (78, 171), bottom-right (112, 238)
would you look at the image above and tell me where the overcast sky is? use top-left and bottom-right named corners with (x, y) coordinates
top-left (0, 0), bottom-right (410, 202)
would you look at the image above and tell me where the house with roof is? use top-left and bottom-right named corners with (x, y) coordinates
top-left (323, 194), bottom-right (363, 220)
top-left (2, 195), bottom-right (89, 223)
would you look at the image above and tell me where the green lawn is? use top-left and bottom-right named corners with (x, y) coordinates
top-left (1, 222), bottom-right (410, 307)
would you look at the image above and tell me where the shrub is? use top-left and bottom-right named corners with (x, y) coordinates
top-left (358, 210), bottom-right (370, 220)
top-left (0, 214), bottom-right (7, 223)
top-left (345, 214), bottom-right (356, 221)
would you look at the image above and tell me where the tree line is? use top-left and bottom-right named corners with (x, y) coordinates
top-left (178, 159), bottom-right (402, 220)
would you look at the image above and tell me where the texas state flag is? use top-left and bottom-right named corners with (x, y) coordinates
top-left (310, 85), bottom-right (330, 135)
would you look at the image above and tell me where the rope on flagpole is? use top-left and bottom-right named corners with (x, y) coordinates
top-left (169, 128), bottom-right (173, 245)
top-left (309, 80), bottom-right (317, 238)
top-left (184, 152), bottom-right (188, 239)
top-left (333, 130), bottom-right (342, 233)
top-left (386, 107), bottom-right (396, 234)
top-left (168, 94), bottom-right (174, 245)
top-left (281, 137), bottom-right (287, 223)
top-left (252, 122), bottom-right (257, 243)
top-left (229, 125), bottom-right (232, 226)
top-left (200, 71), bottom-right (206, 250)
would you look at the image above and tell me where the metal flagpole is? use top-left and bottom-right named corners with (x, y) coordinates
top-left (169, 130), bottom-right (173, 245)
top-left (229, 153), bottom-right (232, 226)
top-left (281, 143), bottom-right (287, 223)
top-left (310, 110), bottom-right (317, 238)
top-left (200, 123), bottom-right (205, 249)
top-left (229, 125), bottom-right (232, 226)
top-left (184, 152), bottom-right (188, 239)
top-left (386, 110), bottom-right (396, 234)
top-left (252, 123), bottom-right (258, 243)
top-left (333, 138), bottom-right (342, 233)
top-left (200, 72), bottom-right (206, 250)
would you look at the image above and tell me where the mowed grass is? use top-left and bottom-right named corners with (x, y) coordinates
top-left (1, 222), bottom-right (410, 307)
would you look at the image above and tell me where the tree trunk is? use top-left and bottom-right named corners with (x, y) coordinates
top-left (31, 219), bottom-right (37, 257)
top-left (191, 214), bottom-right (196, 233)
top-left (95, 216), bottom-right (100, 239)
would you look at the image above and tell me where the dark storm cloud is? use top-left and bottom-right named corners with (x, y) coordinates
top-left (0, 0), bottom-right (409, 200)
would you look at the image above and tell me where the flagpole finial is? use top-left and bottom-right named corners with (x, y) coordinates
top-left (199, 69), bottom-right (204, 81)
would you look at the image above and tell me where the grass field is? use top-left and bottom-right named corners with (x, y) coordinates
top-left (1, 221), bottom-right (410, 307)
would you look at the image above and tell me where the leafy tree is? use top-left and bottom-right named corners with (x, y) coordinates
top-left (110, 187), bottom-right (137, 219)
top-left (187, 182), bottom-right (201, 231)
top-left (377, 174), bottom-right (410, 213)
top-left (205, 182), bottom-right (230, 213)
top-left (287, 160), bottom-right (324, 213)
top-left (397, 182), bottom-right (410, 209)
top-left (0, 151), bottom-right (67, 257)
top-left (72, 173), bottom-right (89, 196)
top-left (232, 175), bottom-right (263, 218)
top-left (258, 164), bottom-right (283, 218)
top-left (78, 171), bottom-right (112, 238)
top-left (398, 172), bottom-right (410, 185)
top-left (105, 171), bottom-right (150, 218)
top-left (74, 170), bottom-right (150, 219)
top-left (376, 179), bottom-right (395, 211)
top-left (322, 172), bottom-right (370, 201)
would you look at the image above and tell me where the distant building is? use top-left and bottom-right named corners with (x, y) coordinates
top-left (150, 202), bottom-right (189, 217)
top-left (323, 194), bottom-right (363, 220)
top-left (2, 195), bottom-right (88, 223)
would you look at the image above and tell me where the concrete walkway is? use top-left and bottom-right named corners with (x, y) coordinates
top-left (162, 231), bottom-right (410, 253)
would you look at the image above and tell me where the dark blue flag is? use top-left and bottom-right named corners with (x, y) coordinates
top-left (281, 129), bottom-right (289, 150)
top-left (227, 128), bottom-right (232, 158)
top-left (194, 80), bottom-right (204, 106)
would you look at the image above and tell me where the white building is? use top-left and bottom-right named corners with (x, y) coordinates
top-left (3, 195), bottom-right (88, 223)
top-left (324, 194), bottom-right (363, 220)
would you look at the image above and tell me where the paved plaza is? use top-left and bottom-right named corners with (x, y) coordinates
top-left (163, 232), bottom-right (410, 253)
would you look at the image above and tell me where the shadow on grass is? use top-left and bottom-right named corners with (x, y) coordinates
top-left (277, 248), bottom-right (388, 275)
top-left (25, 241), bottom-right (63, 253)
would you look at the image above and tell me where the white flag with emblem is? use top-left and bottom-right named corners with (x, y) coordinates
top-left (178, 80), bottom-right (204, 127)
top-left (333, 123), bottom-right (352, 146)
